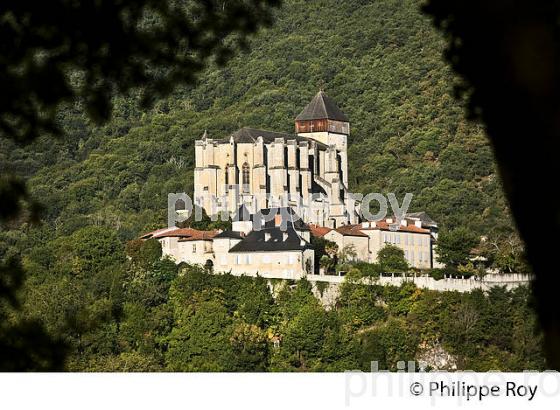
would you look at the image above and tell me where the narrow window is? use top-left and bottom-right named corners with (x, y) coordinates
top-left (242, 162), bottom-right (250, 193)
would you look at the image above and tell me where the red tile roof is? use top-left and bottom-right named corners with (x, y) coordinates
top-left (334, 221), bottom-right (430, 236)
top-left (308, 224), bottom-right (333, 237)
top-left (372, 221), bottom-right (430, 234)
top-left (141, 227), bottom-right (220, 241)
top-left (335, 225), bottom-right (369, 237)
top-left (139, 227), bottom-right (179, 239)
top-left (177, 229), bottom-right (220, 242)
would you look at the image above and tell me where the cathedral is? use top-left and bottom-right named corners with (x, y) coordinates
top-left (194, 91), bottom-right (358, 228)
top-left (145, 91), bottom-right (441, 276)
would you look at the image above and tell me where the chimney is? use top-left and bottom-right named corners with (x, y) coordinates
top-left (264, 232), bottom-right (271, 241)
top-left (400, 219), bottom-right (407, 227)
top-left (386, 218), bottom-right (393, 224)
top-left (300, 239), bottom-right (306, 246)
top-left (282, 232), bottom-right (288, 241)
top-left (414, 220), bottom-right (422, 228)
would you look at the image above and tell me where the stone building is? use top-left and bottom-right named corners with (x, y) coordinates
top-left (144, 91), bottom-right (443, 276)
top-left (140, 227), bottom-right (220, 267)
top-left (310, 214), bottom-right (438, 270)
top-left (142, 207), bottom-right (314, 280)
top-left (193, 91), bottom-right (358, 228)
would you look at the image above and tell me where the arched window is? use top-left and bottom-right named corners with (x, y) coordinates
top-left (242, 162), bottom-right (250, 193)
top-left (224, 165), bottom-right (229, 186)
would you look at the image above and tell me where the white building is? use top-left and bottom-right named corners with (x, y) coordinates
top-left (193, 91), bottom-right (358, 228)
top-left (142, 207), bottom-right (314, 280)
top-left (140, 227), bottom-right (219, 267)
top-left (310, 213), bottom-right (439, 270)
top-left (145, 92), bottom-right (442, 276)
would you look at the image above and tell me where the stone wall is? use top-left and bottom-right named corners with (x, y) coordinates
top-left (264, 273), bottom-right (532, 307)
top-left (304, 273), bottom-right (533, 306)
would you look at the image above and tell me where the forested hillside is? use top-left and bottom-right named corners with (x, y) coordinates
top-left (1, 0), bottom-right (512, 239)
top-left (0, 0), bottom-right (539, 371)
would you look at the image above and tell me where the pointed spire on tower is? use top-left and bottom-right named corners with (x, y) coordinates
top-left (202, 129), bottom-right (208, 140)
top-left (295, 90), bottom-right (349, 122)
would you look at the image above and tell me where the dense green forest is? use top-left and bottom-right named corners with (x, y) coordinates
top-left (0, 0), bottom-right (541, 370)
top-left (0, 0), bottom-right (512, 239)
top-left (16, 236), bottom-right (548, 371)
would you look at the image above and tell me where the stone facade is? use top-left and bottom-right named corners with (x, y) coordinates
top-left (142, 208), bottom-right (314, 280)
top-left (144, 92), bottom-right (448, 279)
top-left (314, 216), bottom-right (435, 270)
top-left (193, 91), bottom-right (358, 228)
top-left (141, 227), bottom-right (219, 266)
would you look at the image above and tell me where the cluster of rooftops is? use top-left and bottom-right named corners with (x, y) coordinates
top-left (210, 127), bottom-right (328, 149)
top-left (199, 90), bottom-right (350, 148)
top-left (141, 207), bottom-right (435, 253)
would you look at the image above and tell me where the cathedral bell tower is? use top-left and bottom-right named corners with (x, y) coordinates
top-left (295, 90), bottom-right (353, 227)
top-left (295, 90), bottom-right (349, 185)
top-left (295, 90), bottom-right (349, 144)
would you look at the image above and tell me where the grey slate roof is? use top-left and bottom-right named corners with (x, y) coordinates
top-left (295, 91), bottom-right (349, 122)
top-left (232, 206), bottom-right (310, 230)
top-left (259, 207), bottom-right (310, 231)
top-left (233, 204), bottom-right (253, 222)
top-left (228, 226), bottom-right (312, 253)
top-left (406, 212), bottom-right (438, 228)
top-left (220, 127), bottom-right (327, 149)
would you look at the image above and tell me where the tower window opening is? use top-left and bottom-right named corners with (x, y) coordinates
top-left (242, 162), bottom-right (250, 193)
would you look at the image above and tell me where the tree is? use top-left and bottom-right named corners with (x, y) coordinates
top-left (165, 289), bottom-right (234, 371)
top-left (339, 244), bottom-right (358, 263)
top-left (436, 227), bottom-right (479, 268)
top-left (491, 235), bottom-right (531, 274)
top-left (311, 236), bottom-right (337, 274)
top-left (0, 0), bottom-right (281, 144)
top-left (236, 276), bottom-right (276, 327)
top-left (0, 255), bottom-right (67, 370)
top-left (280, 303), bottom-right (328, 369)
top-left (337, 282), bottom-right (387, 330)
top-left (423, 0), bottom-right (560, 368)
top-left (228, 322), bottom-right (269, 371)
top-left (377, 244), bottom-right (409, 273)
top-left (325, 241), bottom-right (339, 259)
top-left (125, 238), bottom-right (162, 270)
top-left (354, 262), bottom-right (382, 279)
top-left (69, 226), bottom-right (125, 274)
top-left (317, 240), bottom-right (339, 274)
top-left (275, 278), bottom-right (319, 320)
top-left (358, 318), bottom-right (419, 371)
top-left (0, 0), bottom-right (281, 228)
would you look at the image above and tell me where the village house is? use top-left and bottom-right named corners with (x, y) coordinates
top-left (310, 213), bottom-right (439, 270)
top-left (142, 207), bottom-right (314, 279)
